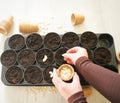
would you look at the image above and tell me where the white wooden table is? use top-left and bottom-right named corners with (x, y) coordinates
top-left (0, 0), bottom-right (120, 103)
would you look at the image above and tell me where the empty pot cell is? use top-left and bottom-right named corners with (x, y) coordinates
top-left (62, 32), bottom-right (79, 48)
top-left (1, 50), bottom-right (17, 67)
top-left (94, 47), bottom-right (112, 65)
top-left (98, 34), bottom-right (113, 48)
top-left (103, 65), bottom-right (118, 72)
top-left (18, 49), bottom-right (35, 68)
top-left (55, 47), bottom-right (68, 65)
top-left (26, 33), bottom-right (43, 51)
top-left (24, 65), bottom-right (43, 84)
top-left (80, 31), bottom-right (97, 49)
top-left (43, 65), bottom-right (57, 84)
top-left (9, 34), bottom-right (25, 51)
top-left (44, 32), bottom-right (61, 50)
top-left (5, 66), bottom-right (23, 84)
top-left (36, 48), bottom-right (54, 68)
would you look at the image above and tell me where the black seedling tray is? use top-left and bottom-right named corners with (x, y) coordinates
top-left (0, 31), bottom-right (118, 86)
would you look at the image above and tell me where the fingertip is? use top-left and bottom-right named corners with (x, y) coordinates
top-left (62, 53), bottom-right (65, 57)
top-left (53, 68), bottom-right (57, 70)
top-left (62, 53), bottom-right (67, 57)
top-left (49, 71), bottom-right (52, 74)
top-left (53, 68), bottom-right (57, 72)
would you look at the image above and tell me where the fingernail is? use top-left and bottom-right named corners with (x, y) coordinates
top-left (49, 71), bottom-right (52, 74)
top-left (62, 54), bottom-right (65, 57)
top-left (50, 75), bottom-right (53, 78)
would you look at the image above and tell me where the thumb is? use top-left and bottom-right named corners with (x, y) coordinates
top-left (52, 69), bottom-right (65, 87)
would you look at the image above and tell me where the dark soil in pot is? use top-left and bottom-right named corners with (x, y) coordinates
top-left (1, 50), bottom-right (17, 67)
top-left (9, 34), bottom-right (25, 51)
top-left (44, 32), bottom-right (61, 50)
top-left (62, 32), bottom-right (79, 48)
top-left (55, 47), bottom-right (68, 65)
top-left (94, 47), bottom-right (112, 65)
top-left (18, 49), bottom-right (35, 68)
top-left (80, 31), bottom-right (97, 49)
top-left (36, 48), bottom-right (54, 67)
top-left (5, 66), bottom-right (23, 84)
top-left (43, 65), bottom-right (57, 84)
top-left (26, 33), bottom-right (43, 51)
top-left (24, 65), bottom-right (42, 84)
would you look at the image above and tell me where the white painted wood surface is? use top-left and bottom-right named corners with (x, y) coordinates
top-left (0, 0), bottom-right (120, 103)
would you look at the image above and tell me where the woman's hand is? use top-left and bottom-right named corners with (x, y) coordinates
top-left (62, 46), bottom-right (88, 65)
top-left (49, 69), bottom-right (82, 100)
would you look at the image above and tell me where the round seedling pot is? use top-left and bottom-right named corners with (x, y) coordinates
top-left (18, 49), bottom-right (35, 68)
top-left (62, 32), bottom-right (79, 48)
top-left (94, 47), bottom-right (112, 65)
top-left (36, 48), bottom-right (54, 68)
top-left (26, 33), bottom-right (43, 51)
top-left (5, 66), bottom-right (23, 84)
top-left (98, 34), bottom-right (113, 48)
top-left (1, 50), bottom-right (17, 67)
top-left (55, 47), bottom-right (68, 66)
top-left (43, 65), bottom-right (57, 84)
top-left (80, 31), bottom-right (97, 49)
top-left (9, 34), bottom-right (25, 51)
top-left (24, 65), bottom-right (43, 84)
top-left (44, 32), bottom-right (61, 50)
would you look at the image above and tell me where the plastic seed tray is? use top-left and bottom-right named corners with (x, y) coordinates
top-left (0, 31), bottom-right (118, 86)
